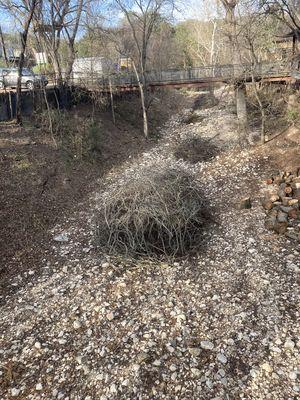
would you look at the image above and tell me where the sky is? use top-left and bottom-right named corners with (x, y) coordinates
top-left (0, 0), bottom-right (223, 35)
top-left (0, 2), bottom-right (201, 31)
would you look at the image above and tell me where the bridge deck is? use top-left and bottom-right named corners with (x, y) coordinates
top-left (70, 62), bottom-right (295, 92)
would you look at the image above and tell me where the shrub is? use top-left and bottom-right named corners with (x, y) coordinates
top-left (286, 109), bottom-right (300, 125)
top-left (32, 63), bottom-right (54, 75)
top-left (34, 110), bottom-right (104, 162)
top-left (96, 164), bottom-right (208, 257)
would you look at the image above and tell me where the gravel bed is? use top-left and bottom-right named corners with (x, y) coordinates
top-left (0, 92), bottom-right (299, 399)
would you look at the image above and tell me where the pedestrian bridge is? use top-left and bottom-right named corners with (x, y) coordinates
top-left (74, 62), bottom-right (296, 91)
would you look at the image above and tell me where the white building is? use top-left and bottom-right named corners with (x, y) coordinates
top-left (34, 52), bottom-right (48, 65)
top-left (72, 57), bottom-right (112, 81)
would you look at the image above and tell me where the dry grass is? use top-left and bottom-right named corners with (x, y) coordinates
top-left (96, 164), bottom-right (208, 257)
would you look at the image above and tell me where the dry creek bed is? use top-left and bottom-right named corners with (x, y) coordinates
top-left (0, 92), bottom-right (299, 400)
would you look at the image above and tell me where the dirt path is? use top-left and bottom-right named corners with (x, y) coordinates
top-left (0, 92), bottom-right (299, 400)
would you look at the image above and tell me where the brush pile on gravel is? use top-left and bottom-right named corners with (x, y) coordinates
top-left (0, 90), bottom-right (299, 400)
top-left (97, 163), bottom-right (207, 256)
top-left (262, 170), bottom-right (300, 241)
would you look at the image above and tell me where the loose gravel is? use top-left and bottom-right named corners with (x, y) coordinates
top-left (0, 90), bottom-right (299, 400)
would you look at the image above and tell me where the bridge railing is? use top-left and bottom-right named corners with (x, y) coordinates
top-left (67, 62), bottom-right (292, 89)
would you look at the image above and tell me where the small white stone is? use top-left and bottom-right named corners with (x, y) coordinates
top-left (171, 372), bottom-right (177, 380)
top-left (188, 347), bottom-right (201, 357)
top-left (73, 320), bottom-right (82, 329)
top-left (261, 362), bottom-right (272, 373)
top-left (169, 364), bottom-right (177, 372)
top-left (11, 388), bottom-right (21, 397)
top-left (102, 262), bottom-right (110, 268)
top-left (200, 340), bottom-right (214, 350)
top-left (284, 339), bottom-right (295, 350)
top-left (289, 371), bottom-right (297, 381)
top-left (36, 383), bottom-right (43, 391)
top-left (250, 369), bottom-right (258, 378)
top-left (110, 383), bottom-right (117, 394)
top-left (107, 312), bottom-right (114, 321)
top-left (153, 359), bottom-right (161, 367)
top-left (191, 368), bottom-right (201, 377)
top-left (270, 345), bottom-right (281, 354)
top-left (206, 379), bottom-right (213, 389)
top-left (34, 341), bottom-right (41, 350)
top-left (166, 345), bottom-right (175, 353)
top-left (217, 353), bottom-right (227, 364)
top-left (218, 369), bottom-right (226, 377)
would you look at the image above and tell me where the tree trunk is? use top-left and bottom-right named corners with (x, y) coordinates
top-left (16, 32), bottom-right (27, 124)
top-left (64, 44), bottom-right (76, 84)
top-left (132, 60), bottom-right (148, 138)
top-left (16, 0), bottom-right (37, 124)
top-left (235, 83), bottom-right (248, 138)
top-left (209, 20), bottom-right (217, 98)
top-left (109, 77), bottom-right (116, 125)
top-left (51, 53), bottom-right (63, 87)
top-left (1, 26), bottom-right (13, 118)
top-left (222, 0), bottom-right (248, 140)
top-left (0, 26), bottom-right (9, 66)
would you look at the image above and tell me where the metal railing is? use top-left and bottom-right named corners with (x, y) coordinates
top-left (0, 62), bottom-right (292, 94)
top-left (69, 62), bottom-right (292, 89)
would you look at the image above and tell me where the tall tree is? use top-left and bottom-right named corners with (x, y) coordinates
top-left (33, 0), bottom-right (85, 86)
top-left (220, 0), bottom-right (249, 141)
top-left (114, 0), bottom-right (175, 138)
top-left (0, 0), bottom-right (39, 123)
top-left (262, 0), bottom-right (300, 55)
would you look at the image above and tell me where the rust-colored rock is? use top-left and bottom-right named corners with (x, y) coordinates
top-left (284, 186), bottom-right (293, 195)
top-left (262, 199), bottom-right (273, 211)
top-left (288, 208), bottom-right (299, 220)
top-left (274, 221), bottom-right (288, 234)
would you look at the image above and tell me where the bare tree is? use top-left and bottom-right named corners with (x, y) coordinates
top-left (0, 25), bottom-right (9, 65)
top-left (114, 0), bottom-right (175, 138)
top-left (33, 0), bottom-right (85, 86)
top-left (262, 0), bottom-right (300, 56)
top-left (220, 0), bottom-right (249, 141)
top-left (0, 0), bottom-right (39, 123)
